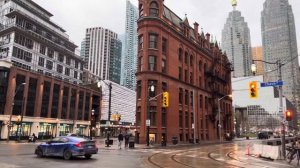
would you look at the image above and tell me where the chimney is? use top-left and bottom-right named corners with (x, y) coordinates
top-left (193, 22), bottom-right (199, 34)
top-left (205, 33), bottom-right (210, 42)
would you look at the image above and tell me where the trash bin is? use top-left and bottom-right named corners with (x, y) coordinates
top-left (129, 136), bottom-right (135, 148)
top-left (172, 137), bottom-right (178, 145)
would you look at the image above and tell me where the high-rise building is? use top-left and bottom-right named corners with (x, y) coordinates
top-left (110, 39), bottom-right (122, 84)
top-left (0, 0), bottom-right (101, 140)
top-left (221, 2), bottom-right (252, 77)
top-left (82, 27), bottom-right (122, 84)
top-left (252, 47), bottom-right (264, 76)
top-left (122, 0), bottom-right (138, 90)
top-left (0, 0), bottom-right (84, 84)
top-left (261, 0), bottom-right (300, 115)
top-left (80, 39), bottom-right (86, 58)
top-left (136, 0), bottom-right (233, 144)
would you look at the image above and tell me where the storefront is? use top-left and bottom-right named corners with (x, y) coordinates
top-left (9, 122), bottom-right (32, 140)
top-left (39, 123), bottom-right (55, 139)
top-left (76, 125), bottom-right (87, 136)
top-left (59, 124), bottom-right (73, 136)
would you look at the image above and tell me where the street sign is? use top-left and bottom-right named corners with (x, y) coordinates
top-left (146, 119), bottom-right (150, 126)
top-left (260, 81), bottom-right (283, 87)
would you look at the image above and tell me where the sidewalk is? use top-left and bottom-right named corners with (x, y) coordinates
top-left (94, 137), bottom-right (231, 150)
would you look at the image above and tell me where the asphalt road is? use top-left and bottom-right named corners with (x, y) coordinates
top-left (0, 140), bottom-right (297, 168)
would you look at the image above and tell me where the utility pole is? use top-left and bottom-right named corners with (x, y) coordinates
top-left (278, 60), bottom-right (285, 159)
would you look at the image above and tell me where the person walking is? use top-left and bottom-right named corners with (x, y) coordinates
top-left (124, 133), bottom-right (129, 148)
top-left (118, 132), bottom-right (124, 149)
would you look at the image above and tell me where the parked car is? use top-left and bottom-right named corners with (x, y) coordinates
top-left (35, 136), bottom-right (98, 160)
top-left (273, 132), bottom-right (281, 138)
top-left (257, 131), bottom-right (269, 139)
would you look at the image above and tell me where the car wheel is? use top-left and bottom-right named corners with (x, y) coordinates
top-left (63, 150), bottom-right (72, 160)
top-left (36, 148), bottom-right (44, 158)
top-left (84, 154), bottom-right (92, 159)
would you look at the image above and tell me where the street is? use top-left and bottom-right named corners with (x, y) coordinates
top-left (0, 139), bottom-right (298, 168)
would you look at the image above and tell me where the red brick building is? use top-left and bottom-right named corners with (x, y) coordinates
top-left (136, 0), bottom-right (233, 144)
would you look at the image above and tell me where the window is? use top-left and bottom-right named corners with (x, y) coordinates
top-left (74, 71), bottom-right (78, 79)
top-left (66, 57), bottom-right (71, 65)
top-left (184, 69), bottom-right (188, 82)
top-left (162, 59), bottom-right (166, 73)
top-left (179, 111), bottom-right (183, 128)
top-left (148, 80), bottom-right (157, 98)
top-left (138, 35), bottom-right (143, 50)
top-left (149, 2), bottom-right (159, 16)
top-left (184, 52), bottom-right (188, 64)
top-left (185, 90), bottom-right (189, 105)
top-left (65, 68), bottom-right (70, 76)
top-left (40, 45), bottom-right (46, 55)
top-left (139, 4), bottom-right (144, 17)
top-left (178, 67), bottom-right (182, 80)
top-left (136, 107), bottom-right (141, 126)
top-left (199, 76), bottom-right (202, 88)
top-left (148, 55), bottom-right (156, 71)
top-left (190, 91), bottom-right (193, 106)
top-left (162, 82), bottom-right (167, 91)
top-left (162, 108), bottom-right (166, 127)
top-left (12, 47), bottom-right (32, 62)
top-left (162, 38), bottom-right (167, 54)
top-left (190, 55), bottom-right (193, 66)
top-left (185, 112), bottom-right (189, 128)
top-left (58, 53), bottom-right (64, 62)
top-left (150, 106), bottom-right (156, 126)
top-left (149, 34), bottom-right (158, 49)
top-left (47, 48), bottom-right (54, 58)
top-left (199, 61), bottom-right (202, 71)
top-left (46, 60), bottom-right (53, 70)
top-left (38, 57), bottom-right (44, 66)
top-left (205, 96), bottom-right (208, 109)
top-left (138, 56), bottom-right (143, 72)
top-left (178, 48), bottom-right (182, 61)
top-left (179, 88), bottom-right (183, 104)
top-left (199, 95), bottom-right (203, 109)
top-left (190, 72), bottom-right (193, 84)
top-left (57, 64), bottom-right (63, 73)
top-left (75, 60), bottom-right (78, 68)
top-left (137, 81), bottom-right (141, 99)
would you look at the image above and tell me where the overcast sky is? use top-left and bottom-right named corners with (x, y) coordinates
top-left (33, 0), bottom-right (300, 51)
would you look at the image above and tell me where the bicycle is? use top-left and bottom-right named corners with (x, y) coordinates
top-left (286, 145), bottom-right (298, 164)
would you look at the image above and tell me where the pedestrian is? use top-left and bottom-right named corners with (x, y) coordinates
top-left (118, 132), bottom-right (124, 149)
top-left (124, 133), bottom-right (129, 148)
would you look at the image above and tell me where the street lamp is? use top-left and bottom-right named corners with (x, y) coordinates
top-left (218, 94), bottom-right (232, 142)
top-left (252, 59), bottom-right (285, 158)
top-left (147, 84), bottom-right (155, 146)
top-left (97, 80), bottom-right (112, 147)
top-left (7, 82), bottom-right (26, 142)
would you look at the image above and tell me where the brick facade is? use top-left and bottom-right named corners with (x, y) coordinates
top-left (136, 0), bottom-right (233, 144)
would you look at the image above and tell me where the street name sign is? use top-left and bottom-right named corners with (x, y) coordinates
top-left (260, 81), bottom-right (283, 87)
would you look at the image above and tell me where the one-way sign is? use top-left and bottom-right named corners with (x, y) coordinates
top-left (260, 81), bottom-right (283, 87)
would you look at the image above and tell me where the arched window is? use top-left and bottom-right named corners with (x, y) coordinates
top-left (178, 48), bottom-right (182, 61)
top-left (149, 2), bottom-right (159, 16)
top-left (139, 4), bottom-right (144, 17)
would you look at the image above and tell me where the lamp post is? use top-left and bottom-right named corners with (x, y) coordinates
top-left (147, 84), bottom-right (155, 146)
top-left (218, 94), bottom-right (232, 142)
top-left (97, 81), bottom-right (112, 147)
top-left (251, 59), bottom-right (285, 158)
top-left (7, 82), bottom-right (26, 142)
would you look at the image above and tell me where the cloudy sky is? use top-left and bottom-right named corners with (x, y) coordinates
top-left (33, 0), bottom-right (300, 51)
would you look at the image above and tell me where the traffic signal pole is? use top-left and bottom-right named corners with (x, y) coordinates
top-left (278, 60), bottom-right (286, 159)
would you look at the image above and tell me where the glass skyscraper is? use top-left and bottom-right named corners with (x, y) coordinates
top-left (261, 0), bottom-right (300, 114)
top-left (122, 0), bottom-right (138, 90)
top-left (221, 4), bottom-right (252, 77)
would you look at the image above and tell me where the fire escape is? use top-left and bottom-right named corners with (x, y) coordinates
top-left (205, 43), bottom-right (233, 125)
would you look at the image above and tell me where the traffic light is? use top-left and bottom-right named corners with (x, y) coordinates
top-left (162, 92), bottom-right (169, 107)
top-left (286, 110), bottom-right (293, 121)
top-left (249, 81), bottom-right (258, 98)
top-left (91, 111), bottom-right (96, 127)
